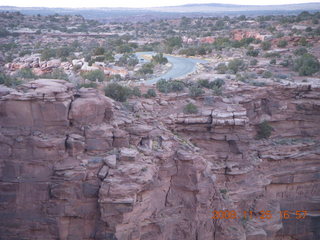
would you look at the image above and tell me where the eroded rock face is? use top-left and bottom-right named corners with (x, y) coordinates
top-left (0, 80), bottom-right (319, 240)
top-left (165, 84), bottom-right (320, 240)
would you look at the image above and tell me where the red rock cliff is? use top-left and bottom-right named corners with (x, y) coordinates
top-left (0, 79), bottom-right (319, 240)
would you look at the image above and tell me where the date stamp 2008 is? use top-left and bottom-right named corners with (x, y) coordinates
top-left (211, 210), bottom-right (308, 220)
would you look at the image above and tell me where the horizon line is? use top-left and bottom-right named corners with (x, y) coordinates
top-left (0, 2), bottom-right (320, 10)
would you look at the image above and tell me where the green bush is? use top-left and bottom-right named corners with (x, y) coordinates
top-left (215, 63), bottom-right (228, 74)
top-left (262, 71), bottom-right (273, 78)
top-left (0, 73), bottom-right (21, 87)
top-left (212, 85), bottom-right (223, 96)
top-left (261, 41), bottom-right (271, 50)
top-left (16, 68), bottom-right (36, 79)
top-left (0, 28), bottom-right (11, 38)
top-left (264, 52), bottom-right (280, 58)
top-left (277, 40), bottom-right (288, 48)
top-left (144, 88), bottom-right (157, 98)
top-left (293, 53), bottom-right (320, 76)
top-left (93, 47), bottom-right (105, 55)
top-left (189, 85), bottom-right (204, 98)
top-left (131, 87), bottom-right (142, 97)
top-left (152, 53), bottom-right (168, 64)
top-left (104, 83), bottom-right (132, 102)
top-left (251, 81), bottom-right (266, 87)
top-left (269, 59), bottom-right (276, 65)
top-left (118, 54), bottom-right (138, 67)
top-left (156, 79), bottom-right (170, 93)
top-left (228, 59), bottom-right (246, 73)
top-left (138, 63), bottom-right (154, 75)
top-left (250, 59), bottom-right (258, 66)
top-left (210, 78), bottom-right (225, 89)
top-left (170, 80), bottom-right (184, 92)
top-left (81, 70), bottom-right (105, 82)
top-left (43, 69), bottom-right (68, 80)
top-left (41, 48), bottom-right (56, 60)
top-left (78, 82), bottom-right (97, 88)
top-left (246, 49), bottom-right (259, 57)
top-left (197, 79), bottom-right (210, 88)
top-left (183, 103), bottom-right (198, 114)
top-left (156, 79), bottom-right (185, 93)
top-left (256, 121), bottom-right (273, 139)
top-left (294, 47), bottom-right (308, 56)
top-left (299, 37), bottom-right (308, 46)
top-left (93, 56), bottom-right (105, 62)
top-left (56, 47), bottom-right (71, 58)
top-left (280, 58), bottom-right (293, 67)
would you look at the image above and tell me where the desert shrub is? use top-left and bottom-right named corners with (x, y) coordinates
top-left (299, 37), bottom-right (308, 46)
top-left (104, 83), bottom-right (132, 102)
top-left (275, 73), bottom-right (288, 79)
top-left (41, 48), bottom-right (57, 60)
top-left (250, 59), bottom-right (258, 66)
top-left (0, 28), bottom-right (10, 38)
top-left (56, 47), bottom-right (71, 59)
top-left (93, 56), bottom-right (105, 62)
top-left (78, 82), bottom-right (97, 88)
top-left (144, 88), bottom-right (157, 98)
top-left (138, 63), bottom-right (154, 75)
top-left (262, 71), bottom-right (273, 78)
top-left (156, 79), bottom-right (170, 93)
top-left (156, 79), bottom-right (184, 93)
top-left (256, 121), bottom-right (273, 139)
top-left (189, 85), bottom-right (204, 98)
top-left (294, 47), bottom-right (308, 56)
top-left (277, 40), bottom-right (288, 48)
top-left (212, 85), bottom-right (223, 96)
top-left (228, 59), bottom-right (246, 73)
top-left (246, 49), bottom-right (259, 57)
top-left (170, 80), bottom-right (184, 92)
top-left (117, 44), bottom-right (133, 54)
top-left (197, 79), bottom-right (210, 88)
top-left (152, 53), bottom-right (168, 64)
top-left (131, 87), bottom-right (142, 97)
top-left (197, 47), bottom-right (207, 55)
top-left (118, 54), bottom-right (138, 67)
top-left (16, 68), bottom-right (36, 79)
top-left (293, 53), bottom-right (320, 76)
top-left (183, 103), bottom-right (198, 114)
top-left (251, 81), bottom-right (266, 87)
top-left (264, 52), bottom-right (280, 58)
top-left (43, 68), bottom-right (68, 80)
top-left (261, 41), bottom-right (271, 50)
top-left (179, 48), bottom-right (196, 56)
top-left (210, 78), bottom-right (225, 89)
top-left (269, 59), bottom-right (276, 65)
top-left (81, 70), bottom-right (105, 82)
top-left (19, 50), bottom-right (31, 57)
top-left (215, 63), bottom-right (228, 74)
top-left (0, 73), bottom-right (21, 87)
top-left (93, 47), bottom-right (105, 56)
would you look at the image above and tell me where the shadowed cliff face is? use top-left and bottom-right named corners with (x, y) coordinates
top-left (0, 79), bottom-right (319, 240)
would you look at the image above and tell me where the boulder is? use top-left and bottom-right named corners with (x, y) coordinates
top-left (98, 165), bottom-right (109, 180)
top-left (69, 90), bottom-right (113, 125)
top-left (104, 155), bottom-right (117, 169)
top-left (119, 148), bottom-right (138, 162)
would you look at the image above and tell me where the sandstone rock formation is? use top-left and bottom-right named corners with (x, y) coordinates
top-left (0, 79), bottom-right (319, 240)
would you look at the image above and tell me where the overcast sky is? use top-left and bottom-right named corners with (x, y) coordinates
top-left (1, 0), bottom-right (319, 8)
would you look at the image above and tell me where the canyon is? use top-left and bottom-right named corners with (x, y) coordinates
top-left (0, 79), bottom-right (319, 240)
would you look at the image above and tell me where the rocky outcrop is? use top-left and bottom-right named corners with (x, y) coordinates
top-left (163, 84), bottom-right (320, 240)
top-left (0, 80), bottom-right (319, 240)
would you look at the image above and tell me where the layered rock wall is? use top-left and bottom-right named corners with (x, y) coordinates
top-left (0, 80), bottom-right (319, 240)
top-left (167, 84), bottom-right (320, 240)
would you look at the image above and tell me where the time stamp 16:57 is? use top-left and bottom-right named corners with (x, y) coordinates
top-left (211, 210), bottom-right (308, 220)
